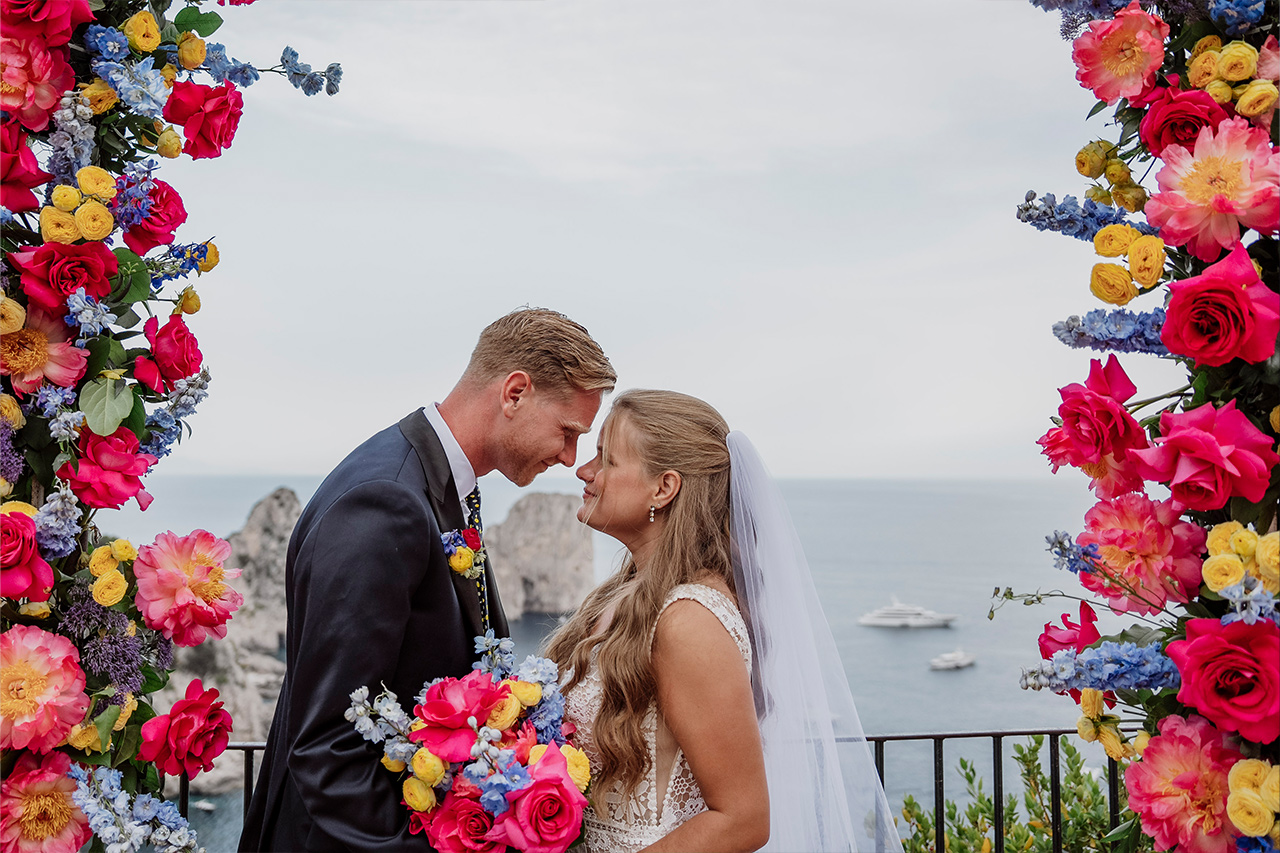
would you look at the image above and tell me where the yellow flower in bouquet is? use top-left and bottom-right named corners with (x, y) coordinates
top-left (381, 755), bottom-right (407, 773)
top-left (1127, 235), bottom-right (1166, 288)
top-left (1230, 758), bottom-right (1271, 792)
top-left (1132, 731), bottom-right (1150, 757)
top-left (506, 679), bottom-right (542, 707)
top-left (1231, 528), bottom-right (1259, 559)
top-left (18, 601), bottom-right (50, 619)
top-left (197, 242), bottom-right (219, 273)
top-left (0, 297), bottom-right (24, 336)
top-left (180, 287), bottom-right (202, 314)
top-left (1080, 688), bottom-right (1104, 718)
top-left (51, 185), bottom-right (81, 212)
top-left (561, 744), bottom-right (591, 792)
top-left (1263, 765), bottom-right (1279, 812)
top-left (1218, 41), bottom-right (1259, 82)
top-left (80, 78), bottom-right (119, 114)
top-left (1236, 80), bottom-right (1279, 119)
top-left (402, 777), bottom-right (436, 813)
top-left (123, 10), bottom-right (161, 52)
top-left (76, 166), bottom-right (118, 201)
top-left (449, 547), bottom-right (475, 574)
top-left (161, 63), bottom-right (178, 88)
top-left (1202, 554), bottom-right (1245, 592)
top-left (1076, 715), bottom-right (1099, 742)
top-left (1096, 725), bottom-right (1131, 762)
top-left (89, 545), bottom-right (119, 577)
top-left (1085, 185), bottom-right (1113, 206)
top-left (1075, 141), bottom-right (1111, 179)
top-left (1192, 35), bottom-right (1223, 59)
top-left (75, 201), bottom-right (115, 241)
top-left (67, 722), bottom-right (107, 753)
top-left (1271, 406), bottom-right (1280, 433)
top-left (412, 748), bottom-right (446, 786)
top-left (1256, 532), bottom-right (1279, 577)
top-left (486, 692), bottom-right (522, 731)
top-left (114, 693), bottom-right (137, 730)
top-left (1208, 521), bottom-right (1244, 555)
top-left (157, 127), bottom-right (183, 159)
top-left (1090, 263), bottom-right (1137, 305)
top-left (0, 394), bottom-right (25, 429)
top-left (1204, 79), bottom-right (1234, 104)
top-left (1111, 183), bottom-right (1148, 213)
top-left (1227, 789), bottom-right (1275, 837)
top-left (92, 569), bottom-right (128, 607)
top-left (40, 206), bottom-right (81, 243)
top-left (1093, 224), bottom-right (1139, 257)
top-left (1188, 51), bottom-right (1222, 88)
top-left (177, 32), bottom-right (207, 71)
top-left (111, 539), bottom-right (137, 562)
top-left (1104, 159), bottom-right (1131, 185)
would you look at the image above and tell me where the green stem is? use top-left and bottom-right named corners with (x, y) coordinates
top-left (1126, 383), bottom-right (1192, 414)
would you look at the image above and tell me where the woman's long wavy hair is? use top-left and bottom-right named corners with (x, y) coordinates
top-left (544, 389), bottom-right (734, 802)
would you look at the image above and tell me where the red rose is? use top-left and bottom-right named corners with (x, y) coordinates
top-left (133, 315), bottom-right (203, 394)
top-left (1161, 242), bottom-right (1279, 367)
top-left (1138, 87), bottom-right (1229, 159)
top-left (1050, 355), bottom-right (1148, 467)
top-left (0, 123), bottom-right (51, 214)
top-left (0, 0), bottom-right (95, 47)
top-left (7, 241), bottom-right (118, 314)
top-left (427, 790), bottom-right (504, 853)
top-left (462, 528), bottom-right (482, 550)
top-left (122, 179), bottom-right (188, 256)
top-left (138, 678), bottom-right (233, 778)
top-left (56, 426), bottom-right (157, 510)
top-left (0, 511), bottom-right (54, 602)
top-left (162, 80), bottom-right (243, 160)
top-left (1166, 618), bottom-right (1280, 744)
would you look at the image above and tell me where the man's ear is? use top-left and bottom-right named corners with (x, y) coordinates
top-left (653, 470), bottom-right (682, 510)
top-left (499, 371), bottom-right (533, 418)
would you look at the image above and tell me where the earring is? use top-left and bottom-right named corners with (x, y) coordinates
top-left (649, 506), bottom-right (656, 523)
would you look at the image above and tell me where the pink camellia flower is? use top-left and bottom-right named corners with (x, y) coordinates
top-left (486, 744), bottom-right (588, 853)
top-left (0, 122), bottom-right (52, 214)
top-left (410, 670), bottom-right (511, 762)
top-left (0, 36), bottom-right (75, 132)
top-left (57, 426), bottom-right (157, 511)
top-left (162, 79), bottom-right (244, 160)
top-left (1138, 87), bottom-right (1229, 160)
top-left (1167, 618), bottom-right (1279, 744)
top-left (0, 307), bottom-right (89, 396)
top-left (0, 506), bottom-right (54, 602)
top-left (134, 315), bottom-right (203, 394)
top-left (138, 678), bottom-right (233, 778)
top-left (1076, 493), bottom-right (1207, 615)
top-left (1071, 2), bottom-right (1169, 105)
top-left (0, 0), bottom-right (95, 48)
top-left (7, 240), bottom-right (119, 315)
top-left (1131, 400), bottom-right (1280, 511)
top-left (1125, 714), bottom-right (1243, 853)
top-left (133, 529), bottom-right (241, 647)
top-left (0, 751), bottom-right (92, 853)
top-left (0, 624), bottom-right (89, 754)
top-left (1161, 242), bottom-right (1280, 367)
top-left (122, 179), bottom-right (188, 256)
top-left (1145, 117), bottom-right (1280, 262)
top-left (1039, 355), bottom-right (1148, 469)
top-left (426, 788), bottom-right (504, 853)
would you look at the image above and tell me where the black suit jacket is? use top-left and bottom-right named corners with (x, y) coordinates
top-left (239, 410), bottom-right (509, 852)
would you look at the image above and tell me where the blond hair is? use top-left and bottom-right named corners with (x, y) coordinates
top-left (545, 390), bottom-right (733, 801)
top-left (463, 308), bottom-right (615, 395)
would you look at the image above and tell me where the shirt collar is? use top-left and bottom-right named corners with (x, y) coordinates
top-left (424, 403), bottom-right (476, 502)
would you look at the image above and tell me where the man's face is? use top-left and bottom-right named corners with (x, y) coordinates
top-left (496, 386), bottom-right (604, 486)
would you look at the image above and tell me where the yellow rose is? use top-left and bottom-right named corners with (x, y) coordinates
top-left (18, 601), bottom-right (51, 619)
top-left (122, 10), bottom-right (161, 53)
top-left (176, 32), bottom-right (207, 70)
top-left (79, 78), bottom-right (119, 114)
top-left (1227, 790), bottom-right (1275, 837)
top-left (1188, 51), bottom-right (1222, 88)
top-left (0, 295), bottom-right (25, 336)
top-left (1111, 183), bottom-right (1148, 213)
top-left (1093, 224), bottom-right (1139, 257)
top-left (449, 547), bottom-right (475, 574)
top-left (89, 545), bottom-right (119, 577)
top-left (560, 744), bottom-right (591, 793)
top-left (1263, 765), bottom-right (1279, 813)
top-left (110, 539), bottom-right (137, 562)
top-left (156, 127), bottom-right (183, 159)
top-left (92, 569), bottom-right (128, 607)
top-left (1076, 715), bottom-right (1098, 743)
top-left (1080, 688), bottom-right (1104, 719)
top-left (412, 748), bottom-right (446, 786)
top-left (67, 722), bottom-right (106, 753)
top-left (1132, 730), bottom-right (1150, 756)
top-left (74, 200), bottom-right (115, 241)
top-left (177, 287), bottom-right (202, 315)
top-left (126, 620), bottom-right (137, 637)
top-left (1233, 83), bottom-right (1252, 99)
top-left (1271, 406), bottom-right (1280, 432)
top-left (1090, 263), bottom-right (1138, 306)
top-left (1219, 41), bottom-right (1259, 82)
top-left (40, 206), bottom-right (81, 244)
top-left (161, 63), bottom-right (178, 88)
top-left (486, 693), bottom-right (522, 731)
top-left (1202, 553), bottom-right (1246, 592)
top-left (0, 501), bottom-right (38, 518)
top-left (0, 393), bottom-right (25, 429)
top-left (1096, 725), bottom-right (1131, 762)
top-left (197, 242), bottom-right (219, 273)
top-left (528, 744), bottom-right (549, 764)
top-left (1192, 35), bottom-right (1223, 59)
top-left (0, 478), bottom-right (10, 498)
top-left (1104, 159), bottom-right (1131, 185)
top-left (402, 777), bottom-right (437, 813)
top-left (1256, 532), bottom-right (1279, 577)
top-left (114, 693), bottom-right (137, 731)
top-left (1230, 758), bottom-right (1272, 793)
top-left (1127, 235), bottom-right (1166, 288)
top-left (76, 166), bottom-right (118, 202)
top-left (1231, 528), bottom-right (1259, 559)
top-left (51, 185), bottom-right (82, 212)
top-left (1085, 185), bottom-right (1113, 206)
top-left (506, 679), bottom-right (542, 707)
top-left (1236, 80), bottom-right (1280, 119)
top-left (1204, 79), bottom-right (1234, 104)
top-left (381, 755), bottom-right (407, 773)
top-left (1208, 521), bottom-right (1245, 556)
top-left (1075, 141), bottom-right (1110, 179)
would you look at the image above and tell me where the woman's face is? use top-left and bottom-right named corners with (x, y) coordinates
top-left (576, 415), bottom-right (660, 542)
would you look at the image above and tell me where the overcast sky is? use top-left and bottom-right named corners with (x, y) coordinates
top-left (151, 0), bottom-right (1188, 481)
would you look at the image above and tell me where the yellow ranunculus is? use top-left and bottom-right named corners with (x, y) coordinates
top-left (1127, 235), bottom-right (1165, 288)
top-left (381, 755), bottom-right (407, 773)
top-left (1096, 726), bottom-right (1130, 761)
top-left (179, 287), bottom-right (202, 314)
top-left (92, 569), bottom-right (128, 607)
top-left (1090, 263), bottom-right (1138, 306)
top-left (79, 78), bottom-right (119, 114)
top-left (449, 547), bottom-right (475, 574)
top-left (1085, 185), bottom-right (1113, 206)
top-left (1230, 758), bottom-right (1272, 793)
top-left (1208, 521), bottom-right (1245, 556)
top-left (156, 127), bottom-right (183, 159)
top-left (0, 295), bottom-right (25, 336)
top-left (0, 393), bottom-right (25, 429)
top-left (1188, 51), bottom-right (1221, 88)
top-left (1080, 689), bottom-right (1104, 719)
top-left (1092, 224), bottom-right (1139, 257)
top-left (1103, 159), bottom-right (1131, 185)
top-left (412, 748), bottom-right (446, 786)
top-left (197, 242), bottom-right (219, 273)
top-left (1263, 765), bottom-right (1279, 813)
top-left (1219, 40), bottom-right (1259, 82)
top-left (507, 679), bottom-right (542, 707)
top-left (1204, 79), bottom-right (1234, 104)
top-left (76, 166), bottom-right (118, 201)
top-left (1075, 142), bottom-right (1109, 179)
top-left (486, 693), bottom-right (522, 731)
top-left (40, 206), bottom-right (81, 244)
top-left (1256, 532), bottom-right (1279, 577)
top-left (1202, 554), bottom-right (1246, 592)
top-left (51, 185), bottom-right (82, 212)
top-left (1111, 183), bottom-right (1148, 213)
top-left (74, 200), bottom-right (115, 241)
top-left (89, 545), bottom-right (119, 577)
top-left (1227, 790), bottom-right (1275, 837)
top-left (19, 601), bottom-right (51, 619)
top-left (161, 63), bottom-right (178, 88)
top-left (1192, 35), bottom-right (1223, 59)
top-left (177, 32), bottom-right (207, 70)
top-left (111, 539), bottom-right (137, 562)
top-left (122, 10), bottom-right (161, 52)
top-left (561, 744), bottom-right (590, 792)
top-left (0, 478), bottom-right (10, 498)
top-left (402, 777), bottom-right (437, 813)
top-left (1231, 528), bottom-right (1259, 559)
top-left (67, 722), bottom-right (106, 753)
top-left (1236, 80), bottom-right (1280, 119)
top-left (114, 693), bottom-right (137, 731)
top-left (1076, 715), bottom-right (1098, 743)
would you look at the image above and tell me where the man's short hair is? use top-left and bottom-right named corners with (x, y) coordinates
top-left (464, 308), bottom-right (616, 395)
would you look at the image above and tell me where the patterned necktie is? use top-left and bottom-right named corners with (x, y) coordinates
top-left (465, 486), bottom-right (489, 633)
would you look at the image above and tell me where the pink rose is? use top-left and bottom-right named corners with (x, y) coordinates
top-left (1161, 242), bottom-right (1280, 367)
top-left (1071, 2), bottom-right (1169, 105)
top-left (1166, 619), bottom-right (1280, 744)
top-left (1042, 355), bottom-right (1148, 469)
top-left (162, 80), bottom-right (244, 160)
top-left (57, 426), bottom-right (157, 510)
top-left (0, 510), bottom-right (54, 602)
top-left (486, 744), bottom-right (588, 853)
top-left (0, 36), bottom-right (75, 132)
top-left (1138, 87), bottom-right (1229, 160)
top-left (1038, 601), bottom-right (1100, 660)
top-left (426, 790), bottom-right (504, 853)
top-left (410, 670), bottom-right (510, 762)
top-left (133, 315), bottom-right (203, 394)
top-left (7, 240), bottom-right (119, 314)
top-left (1131, 400), bottom-right (1280, 511)
top-left (0, 122), bottom-right (52, 214)
top-left (138, 678), bottom-right (233, 777)
top-left (122, 179), bottom-right (188, 256)
top-left (0, 0), bottom-right (95, 47)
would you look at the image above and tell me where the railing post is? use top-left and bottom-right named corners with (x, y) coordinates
top-left (933, 738), bottom-right (945, 853)
top-left (178, 772), bottom-right (190, 819)
top-left (992, 734), bottom-right (1004, 853)
top-left (1049, 733), bottom-right (1062, 853)
top-left (1108, 755), bottom-right (1120, 830)
top-left (244, 747), bottom-right (256, 816)
top-left (874, 738), bottom-right (885, 784)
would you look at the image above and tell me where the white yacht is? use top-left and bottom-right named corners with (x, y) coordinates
top-left (930, 648), bottom-right (977, 670)
top-left (857, 597), bottom-right (958, 628)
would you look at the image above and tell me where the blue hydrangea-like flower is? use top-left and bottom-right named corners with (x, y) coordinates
top-left (227, 62), bottom-right (261, 88)
top-left (515, 655), bottom-right (559, 686)
top-left (1220, 577), bottom-right (1280, 627)
top-left (48, 410), bottom-right (86, 443)
top-left (84, 25), bottom-right (130, 60)
top-left (1051, 307), bottom-right (1168, 355)
top-left (1026, 642), bottom-right (1182, 693)
top-left (65, 287), bottom-right (117, 342)
top-left (526, 685), bottom-right (567, 745)
top-left (92, 57), bottom-right (170, 119)
top-left (0, 207), bottom-right (14, 225)
top-left (1016, 190), bottom-right (1158, 243)
top-left (464, 752), bottom-right (532, 817)
top-left (1208, 0), bottom-right (1267, 35)
top-left (141, 409), bottom-right (182, 459)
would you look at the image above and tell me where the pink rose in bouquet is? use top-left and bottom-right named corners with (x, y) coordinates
top-left (1071, 2), bottom-right (1168, 105)
top-left (485, 744), bottom-right (588, 853)
top-left (122, 179), bottom-right (188, 256)
top-left (0, 750), bottom-right (92, 853)
top-left (133, 529), bottom-right (241, 647)
top-left (0, 624), bottom-right (89, 753)
top-left (57, 425), bottom-right (157, 510)
top-left (8, 240), bottom-right (119, 314)
top-left (1161, 242), bottom-right (1280, 367)
top-left (1040, 355), bottom-right (1147, 469)
top-left (411, 670), bottom-right (512, 762)
top-left (162, 80), bottom-right (244, 160)
top-left (0, 35), bottom-right (75, 131)
top-left (1138, 87), bottom-right (1229, 160)
top-left (426, 786), bottom-right (505, 853)
top-left (134, 315), bottom-right (204, 394)
top-left (138, 678), bottom-right (233, 777)
top-left (0, 306), bottom-right (89, 395)
top-left (1166, 618), bottom-right (1280, 744)
top-left (0, 122), bottom-right (52, 214)
top-left (0, 509), bottom-right (54, 601)
top-left (1131, 400), bottom-right (1279, 511)
top-left (0, 0), bottom-right (95, 47)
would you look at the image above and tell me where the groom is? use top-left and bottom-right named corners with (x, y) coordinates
top-left (239, 308), bottom-right (615, 852)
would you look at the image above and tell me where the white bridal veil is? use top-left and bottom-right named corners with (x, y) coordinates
top-left (727, 432), bottom-right (903, 853)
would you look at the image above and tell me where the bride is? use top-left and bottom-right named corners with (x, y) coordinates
top-left (545, 390), bottom-right (902, 853)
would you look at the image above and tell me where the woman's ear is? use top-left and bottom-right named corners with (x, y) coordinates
top-left (653, 470), bottom-right (682, 510)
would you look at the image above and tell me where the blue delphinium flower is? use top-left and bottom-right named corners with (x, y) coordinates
top-left (1208, 0), bottom-right (1267, 35)
top-left (526, 685), bottom-right (567, 745)
top-left (110, 160), bottom-right (158, 230)
top-left (1051, 307), bottom-right (1168, 355)
top-left (324, 62), bottom-right (343, 95)
top-left (168, 368), bottom-right (211, 420)
top-left (227, 62), bottom-right (261, 88)
top-left (0, 207), bottom-right (14, 225)
top-left (204, 43), bottom-right (233, 82)
top-left (32, 384), bottom-right (77, 418)
top-left (515, 655), bottom-right (559, 686)
top-left (92, 57), bottom-right (170, 119)
top-left (1017, 190), bottom-right (1158, 243)
top-left (1045, 531), bottom-right (1100, 574)
top-left (70, 766), bottom-right (201, 853)
top-left (142, 409), bottom-right (182, 459)
top-left (65, 287), bottom-right (118, 343)
top-left (35, 483), bottom-right (81, 558)
top-left (475, 630), bottom-right (517, 678)
top-left (84, 25), bottom-right (130, 60)
top-left (465, 751), bottom-right (533, 816)
top-left (1220, 577), bottom-right (1280, 627)
top-left (281, 45), bottom-right (312, 88)
top-left (48, 410), bottom-right (87, 443)
top-left (280, 46), bottom-right (342, 96)
top-left (1238, 835), bottom-right (1280, 853)
top-left (1022, 642), bottom-right (1181, 693)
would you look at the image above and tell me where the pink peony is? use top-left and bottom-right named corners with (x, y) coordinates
top-left (7, 240), bottom-right (119, 315)
top-left (0, 307), bottom-right (89, 396)
top-left (1076, 493), bottom-right (1207, 615)
top-left (1071, 2), bottom-right (1169, 105)
top-left (0, 0), bottom-right (95, 48)
top-left (1138, 87), bottom-right (1229, 160)
top-left (1161, 242), bottom-right (1279, 367)
top-left (132, 529), bottom-right (241, 647)
top-left (1145, 117), bottom-right (1280, 262)
top-left (1039, 355), bottom-right (1148, 469)
top-left (1125, 714), bottom-right (1243, 853)
top-left (485, 744), bottom-right (588, 853)
top-left (162, 80), bottom-right (244, 160)
top-left (0, 751), bottom-right (92, 853)
top-left (0, 36), bottom-right (75, 132)
top-left (138, 678), bottom-right (233, 778)
top-left (57, 426), bottom-right (157, 511)
top-left (1131, 400), bottom-right (1280, 511)
top-left (410, 670), bottom-right (511, 762)
top-left (0, 509), bottom-right (54, 602)
top-left (122, 179), bottom-right (188, 256)
top-left (426, 788), bottom-right (504, 853)
top-left (0, 123), bottom-right (51, 214)
top-left (1167, 618), bottom-right (1279, 744)
top-left (0, 625), bottom-right (89, 754)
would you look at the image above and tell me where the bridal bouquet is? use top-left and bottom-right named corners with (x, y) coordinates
top-left (348, 632), bottom-right (591, 853)
top-left (1, 0), bottom-right (338, 850)
top-left (1001, 1), bottom-right (1279, 851)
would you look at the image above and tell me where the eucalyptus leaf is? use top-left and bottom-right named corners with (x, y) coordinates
top-left (80, 378), bottom-right (136, 436)
top-left (1086, 100), bottom-right (1109, 119)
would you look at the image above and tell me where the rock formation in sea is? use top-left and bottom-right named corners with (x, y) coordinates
top-left (485, 493), bottom-right (595, 618)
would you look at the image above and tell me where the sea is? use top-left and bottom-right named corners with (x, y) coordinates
top-left (105, 472), bottom-right (1124, 850)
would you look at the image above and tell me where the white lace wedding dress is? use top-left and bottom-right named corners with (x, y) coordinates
top-left (562, 583), bottom-right (752, 853)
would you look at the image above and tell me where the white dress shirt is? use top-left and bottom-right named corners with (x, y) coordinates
top-left (423, 402), bottom-right (476, 517)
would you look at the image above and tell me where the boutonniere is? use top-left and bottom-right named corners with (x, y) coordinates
top-left (441, 528), bottom-right (485, 580)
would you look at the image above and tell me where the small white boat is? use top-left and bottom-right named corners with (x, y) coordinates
top-left (191, 799), bottom-right (216, 812)
top-left (857, 597), bottom-right (958, 628)
top-left (930, 648), bottom-right (977, 670)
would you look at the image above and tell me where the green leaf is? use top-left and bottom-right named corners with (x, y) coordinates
top-left (113, 724), bottom-right (142, 767)
top-left (93, 705), bottom-right (121, 750)
top-left (1188, 370), bottom-right (1210, 407)
top-left (124, 392), bottom-right (147, 440)
top-left (159, 22), bottom-right (180, 45)
top-left (107, 337), bottom-right (127, 369)
top-left (1087, 99), bottom-right (1109, 119)
top-left (115, 307), bottom-right (143, 329)
top-left (174, 6), bottom-right (223, 37)
top-left (1230, 495), bottom-right (1263, 526)
top-left (80, 377), bottom-right (136, 436)
top-left (83, 336), bottom-right (113, 379)
top-left (77, 749), bottom-right (112, 766)
top-left (140, 665), bottom-right (169, 694)
top-left (142, 762), bottom-right (161, 794)
top-left (110, 248), bottom-right (152, 304)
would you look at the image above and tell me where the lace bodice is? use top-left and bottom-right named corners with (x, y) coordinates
top-left (562, 584), bottom-right (752, 853)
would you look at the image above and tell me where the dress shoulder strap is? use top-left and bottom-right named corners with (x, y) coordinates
top-left (652, 584), bottom-right (751, 669)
